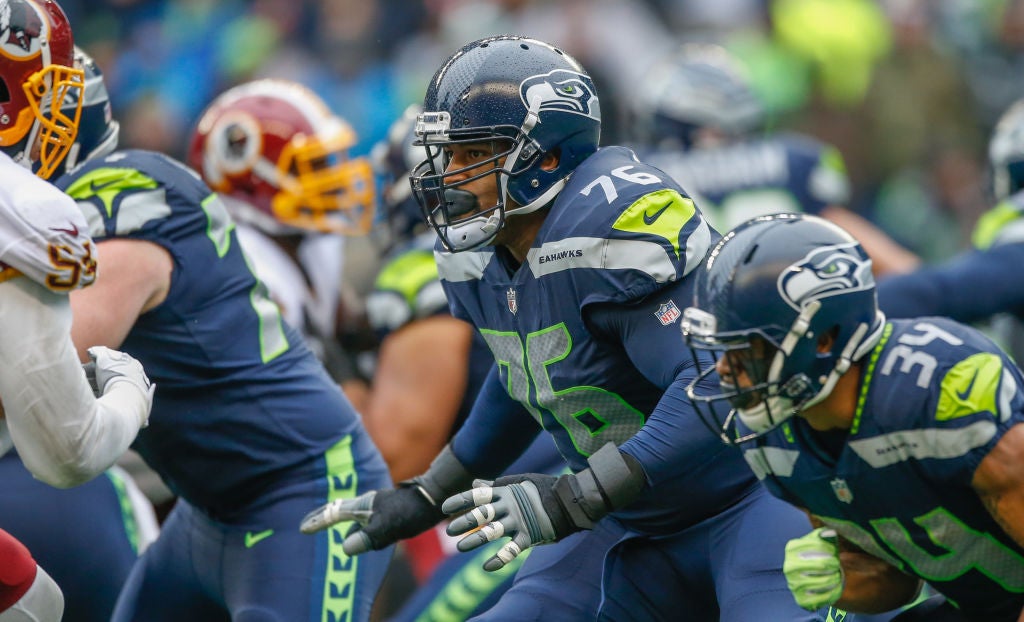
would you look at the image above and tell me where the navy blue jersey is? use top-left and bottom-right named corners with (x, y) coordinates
top-left (642, 133), bottom-right (850, 232)
top-left (438, 146), bottom-right (757, 534)
top-left (56, 150), bottom-right (363, 520)
top-left (746, 318), bottom-right (1024, 620)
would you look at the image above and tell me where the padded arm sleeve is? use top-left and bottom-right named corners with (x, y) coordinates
top-left (555, 442), bottom-right (647, 528)
top-left (0, 278), bottom-right (146, 488)
top-left (449, 364), bottom-right (543, 478)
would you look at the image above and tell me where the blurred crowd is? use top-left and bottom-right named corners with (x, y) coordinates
top-left (59, 0), bottom-right (1024, 266)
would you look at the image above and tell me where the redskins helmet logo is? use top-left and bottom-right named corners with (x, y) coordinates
top-left (206, 111), bottom-right (261, 177)
top-left (0, 0), bottom-right (46, 58)
top-left (777, 242), bottom-right (874, 312)
top-left (520, 69), bottom-right (600, 121)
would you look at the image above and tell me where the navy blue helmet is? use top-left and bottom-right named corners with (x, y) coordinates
top-left (54, 46), bottom-right (119, 178)
top-left (410, 35), bottom-right (601, 252)
top-left (989, 98), bottom-right (1024, 201)
top-left (633, 43), bottom-right (763, 150)
top-left (681, 213), bottom-right (885, 444)
top-left (370, 103), bottom-right (427, 246)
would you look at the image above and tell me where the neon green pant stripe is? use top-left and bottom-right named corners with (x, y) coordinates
top-left (104, 468), bottom-right (140, 554)
top-left (321, 436), bottom-right (359, 622)
top-left (416, 542), bottom-right (530, 622)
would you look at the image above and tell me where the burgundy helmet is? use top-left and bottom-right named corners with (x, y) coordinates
top-left (0, 0), bottom-right (84, 179)
top-left (188, 79), bottom-right (375, 236)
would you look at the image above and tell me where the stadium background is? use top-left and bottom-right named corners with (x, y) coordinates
top-left (62, 0), bottom-right (1024, 266)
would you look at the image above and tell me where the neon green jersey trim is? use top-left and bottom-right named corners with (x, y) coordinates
top-left (852, 322), bottom-right (893, 434)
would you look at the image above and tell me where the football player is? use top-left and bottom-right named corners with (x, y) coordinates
top-left (364, 104), bottom-right (477, 484)
top-left (682, 213), bottom-right (1024, 621)
top-left (16, 5), bottom-right (394, 619)
top-left (877, 97), bottom-right (1024, 365)
top-left (634, 43), bottom-right (919, 276)
top-left (364, 104), bottom-right (567, 621)
top-left (301, 35), bottom-right (836, 621)
top-left (0, 2), bottom-right (152, 620)
top-left (187, 78), bottom-right (373, 398)
top-left (0, 45), bottom-right (160, 622)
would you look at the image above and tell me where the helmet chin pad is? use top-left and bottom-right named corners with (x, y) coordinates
top-left (443, 213), bottom-right (501, 251)
top-left (737, 394), bottom-right (798, 434)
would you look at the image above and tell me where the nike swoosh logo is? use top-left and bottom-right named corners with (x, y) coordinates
top-left (244, 529), bottom-right (275, 548)
top-left (90, 179), bottom-right (119, 193)
top-left (50, 223), bottom-right (80, 237)
top-left (956, 370), bottom-right (979, 401)
top-left (642, 201), bottom-right (672, 226)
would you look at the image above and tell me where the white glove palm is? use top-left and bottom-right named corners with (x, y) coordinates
top-left (84, 346), bottom-right (154, 425)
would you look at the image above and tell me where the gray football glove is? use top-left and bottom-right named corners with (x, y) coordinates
top-left (443, 473), bottom-right (574, 571)
top-left (442, 443), bottom-right (646, 572)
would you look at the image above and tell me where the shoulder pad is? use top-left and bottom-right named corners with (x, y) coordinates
top-left (368, 248), bottom-right (447, 332)
top-left (535, 149), bottom-right (716, 304)
top-left (0, 155), bottom-right (96, 291)
top-left (936, 352), bottom-right (1006, 422)
top-left (57, 150), bottom-right (210, 239)
top-left (533, 189), bottom-right (711, 304)
top-left (973, 193), bottom-right (1024, 249)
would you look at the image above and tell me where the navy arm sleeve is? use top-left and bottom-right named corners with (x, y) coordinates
top-left (449, 364), bottom-right (543, 478)
top-left (584, 277), bottom-right (736, 490)
top-left (877, 243), bottom-right (1024, 322)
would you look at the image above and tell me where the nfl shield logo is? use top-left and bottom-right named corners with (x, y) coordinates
top-left (507, 288), bottom-right (518, 314)
top-left (654, 300), bottom-right (681, 326)
top-left (830, 478), bottom-right (854, 504)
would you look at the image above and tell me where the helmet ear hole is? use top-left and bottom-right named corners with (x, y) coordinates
top-left (211, 115), bottom-right (261, 176)
top-left (816, 327), bottom-right (839, 354)
top-left (540, 149), bottom-right (560, 172)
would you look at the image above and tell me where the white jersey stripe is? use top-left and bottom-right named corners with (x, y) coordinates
top-left (848, 420), bottom-right (997, 468)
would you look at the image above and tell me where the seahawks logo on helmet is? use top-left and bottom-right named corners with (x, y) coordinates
top-left (777, 242), bottom-right (873, 312)
top-left (520, 69), bottom-right (600, 121)
top-left (0, 0), bottom-right (45, 58)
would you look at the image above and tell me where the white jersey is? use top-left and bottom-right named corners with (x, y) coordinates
top-left (235, 224), bottom-right (308, 331)
top-left (0, 152), bottom-right (147, 488)
top-left (0, 151), bottom-right (96, 291)
top-left (235, 223), bottom-right (344, 342)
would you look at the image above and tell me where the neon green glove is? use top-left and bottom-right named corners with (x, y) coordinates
top-left (784, 528), bottom-right (844, 611)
